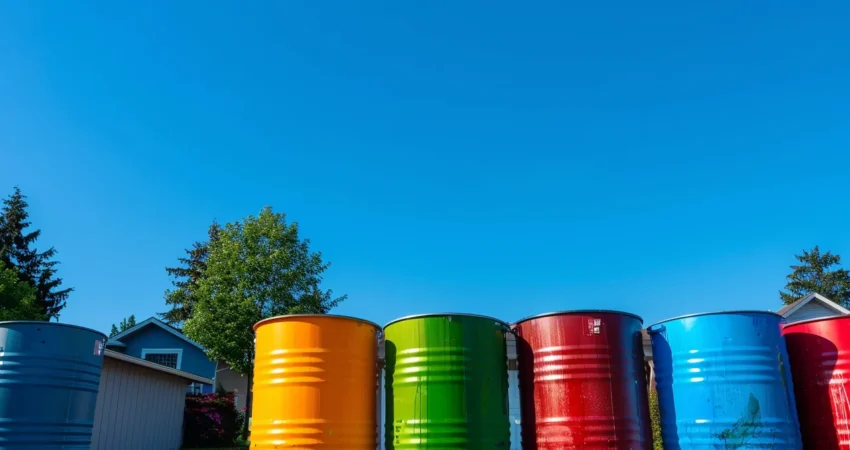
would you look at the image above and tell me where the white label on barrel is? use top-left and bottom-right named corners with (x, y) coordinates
top-left (586, 318), bottom-right (602, 335)
top-left (94, 339), bottom-right (104, 356)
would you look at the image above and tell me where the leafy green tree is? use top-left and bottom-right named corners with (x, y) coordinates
top-left (109, 314), bottom-right (137, 337)
top-left (160, 222), bottom-right (220, 327)
top-left (780, 246), bottom-right (850, 307)
top-left (183, 207), bottom-right (345, 437)
top-left (0, 187), bottom-right (72, 319)
top-left (0, 267), bottom-right (46, 321)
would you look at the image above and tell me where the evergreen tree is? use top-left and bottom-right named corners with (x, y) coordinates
top-left (160, 221), bottom-right (220, 326)
top-left (109, 314), bottom-right (137, 337)
top-left (780, 246), bottom-right (850, 307)
top-left (0, 187), bottom-right (71, 319)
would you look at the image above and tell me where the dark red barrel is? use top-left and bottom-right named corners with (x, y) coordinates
top-left (513, 310), bottom-right (652, 450)
top-left (783, 316), bottom-right (850, 449)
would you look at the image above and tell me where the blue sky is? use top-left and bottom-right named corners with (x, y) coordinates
top-left (1, 2), bottom-right (849, 335)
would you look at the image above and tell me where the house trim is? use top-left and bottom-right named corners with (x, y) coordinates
top-left (141, 348), bottom-right (184, 370)
top-left (104, 349), bottom-right (212, 384)
top-left (107, 317), bottom-right (206, 352)
top-left (779, 293), bottom-right (850, 318)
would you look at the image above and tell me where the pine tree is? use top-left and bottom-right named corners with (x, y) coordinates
top-left (160, 221), bottom-right (220, 326)
top-left (780, 246), bottom-right (850, 307)
top-left (110, 314), bottom-right (137, 337)
top-left (0, 187), bottom-right (72, 320)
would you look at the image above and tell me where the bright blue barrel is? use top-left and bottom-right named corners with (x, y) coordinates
top-left (648, 311), bottom-right (801, 449)
top-left (0, 321), bottom-right (107, 448)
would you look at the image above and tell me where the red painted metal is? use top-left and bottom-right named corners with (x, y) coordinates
top-left (783, 316), bottom-right (850, 449)
top-left (513, 311), bottom-right (652, 450)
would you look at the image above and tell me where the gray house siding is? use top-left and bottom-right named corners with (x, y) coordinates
top-left (91, 357), bottom-right (188, 450)
top-left (215, 361), bottom-right (249, 410)
top-left (785, 301), bottom-right (842, 323)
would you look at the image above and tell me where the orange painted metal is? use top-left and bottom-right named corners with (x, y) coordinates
top-left (252, 315), bottom-right (380, 449)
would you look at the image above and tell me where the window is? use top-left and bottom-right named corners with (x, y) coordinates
top-left (141, 348), bottom-right (183, 370)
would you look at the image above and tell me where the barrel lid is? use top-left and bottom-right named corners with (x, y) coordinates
top-left (647, 310), bottom-right (783, 331)
top-left (253, 314), bottom-right (381, 331)
top-left (0, 321), bottom-right (108, 339)
top-left (513, 309), bottom-right (643, 326)
top-left (384, 313), bottom-right (510, 329)
top-left (782, 314), bottom-right (850, 329)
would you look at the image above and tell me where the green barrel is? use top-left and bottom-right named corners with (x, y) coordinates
top-left (384, 313), bottom-right (511, 449)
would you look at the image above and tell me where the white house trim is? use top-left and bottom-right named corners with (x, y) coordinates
top-left (780, 293), bottom-right (850, 318)
top-left (104, 349), bottom-right (212, 384)
top-left (107, 317), bottom-right (206, 352)
top-left (141, 348), bottom-right (184, 370)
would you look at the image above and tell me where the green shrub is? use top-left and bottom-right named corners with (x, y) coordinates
top-left (649, 387), bottom-right (663, 450)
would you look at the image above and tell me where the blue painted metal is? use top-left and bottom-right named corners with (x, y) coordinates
top-left (0, 321), bottom-right (107, 449)
top-left (648, 311), bottom-right (802, 449)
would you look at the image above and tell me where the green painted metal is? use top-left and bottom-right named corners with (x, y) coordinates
top-left (383, 313), bottom-right (511, 449)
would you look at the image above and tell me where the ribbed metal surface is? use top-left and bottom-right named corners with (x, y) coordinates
top-left (383, 314), bottom-right (511, 449)
top-left (0, 321), bottom-right (107, 449)
top-left (252, 315), bottom-right (379, 449)
top-left (513, 311), bottom-right (651, 449)
top-left (649, 311), bottom-right (802, 449)
top-left (783, 316), bottom-right (850, 449)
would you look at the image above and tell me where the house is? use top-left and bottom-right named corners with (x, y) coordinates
top-left (215, 359), bottom-right (250, 410)
top-left (92, 349), bottom-right (213, 450)
top-left (777, 292), bottom-right (850, 323)
top-left (106, 317), bottom-right (216, 393)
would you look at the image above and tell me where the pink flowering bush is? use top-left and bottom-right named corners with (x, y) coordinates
top-left (182, 393), bottom-right (242, 447)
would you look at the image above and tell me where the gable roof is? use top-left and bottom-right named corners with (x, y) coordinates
top-left (777, 292), bottom-right (850, 317)
top-left (107, 317), bottom-right (205, 352)
top-left (105, 349), bottom-right (213, 384)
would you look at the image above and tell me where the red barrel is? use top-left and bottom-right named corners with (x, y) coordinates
top-left (513, 310), bottom-right (652, 450)
top-left (783, 316), bottom-right (850, 449)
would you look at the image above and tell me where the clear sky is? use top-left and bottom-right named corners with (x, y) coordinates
top-left (2, 2), bottom-right (849, 335)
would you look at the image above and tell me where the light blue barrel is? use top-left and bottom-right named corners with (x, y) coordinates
top-left (648, 311), bottom-right (801, 449)
top-left (0, 321), bottom-right (107, 449)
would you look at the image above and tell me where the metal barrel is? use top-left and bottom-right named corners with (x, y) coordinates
top-left (648, 311), bottom-right (802, 449)
top-left (0, 321), bottom-right (107, 448)
top-left (782, 316), bottom-right (850, 449)
top-left (513, 310), bottom-right (652, 449)
top-left (252, 314), bottom-right (380, 449)
top-left (383, 313), bottom-right (511, 449)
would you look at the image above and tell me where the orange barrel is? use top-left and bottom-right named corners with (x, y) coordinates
top-left (252, 314), bottom-right (380, 449)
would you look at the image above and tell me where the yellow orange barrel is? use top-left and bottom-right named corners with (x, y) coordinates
top-left (252, 314), bottom-right (380, 449)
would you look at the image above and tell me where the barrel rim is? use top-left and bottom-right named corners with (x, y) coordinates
top-left (0, 320), bottom-right (108, 339)
top-left (512, 309), bottom-right (643, 326)
top-left (647, 310), bottom-right (783, 330)
top-left (384, 313), bottom-right (510, 329)
top-left (782, 314), bottom-right (850, 329)
top-left (253, 314), bottom-right (381, 331)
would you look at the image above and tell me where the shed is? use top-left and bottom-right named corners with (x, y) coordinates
top-left (91, 349), bottom-right (213, 450)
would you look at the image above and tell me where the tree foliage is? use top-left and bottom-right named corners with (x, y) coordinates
top-left (183, 207), bottom-right (345, 375)
top-left (0, 187), bottom-right (71, 320)
top-left (160, 222), bottom-right (220, 327)
top-left (780, 246), bottom-right (850, 307)
top-left (0, 267), bottom-right (46, 321)
top-left (182, 207), bottom-right (345, 437)
top-left (109, 314), bottom-right (137, 337)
